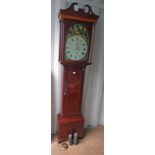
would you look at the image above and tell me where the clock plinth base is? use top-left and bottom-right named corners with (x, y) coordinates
top-left (57, 114), bottom-right (84, 143)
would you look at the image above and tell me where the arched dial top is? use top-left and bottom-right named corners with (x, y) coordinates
top-left (65, 24), bottom-right (89, 61)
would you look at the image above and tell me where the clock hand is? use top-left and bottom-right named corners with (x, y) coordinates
top-left (76, 43), bottom-right (78, 49)
top-left (75, 51), bottom-right (81, 57)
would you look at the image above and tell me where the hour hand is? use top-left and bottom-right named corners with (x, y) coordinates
top-left (75, 51), bottom-right (80, 56)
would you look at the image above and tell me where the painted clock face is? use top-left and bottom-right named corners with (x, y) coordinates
top-left (65, 24), bottom-right (89, 61)
top-left (65, 35), bottom-right (87, 60)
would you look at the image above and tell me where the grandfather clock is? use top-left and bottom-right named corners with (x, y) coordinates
top-left (57, 2), bottom-right (99, 143)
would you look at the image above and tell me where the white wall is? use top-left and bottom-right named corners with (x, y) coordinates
top-left (99, 91), bottom-right (104, 125)
top-left (51, 0), bottom-right (104, 134)
top-left (82, 7), bottom-right (104, 127)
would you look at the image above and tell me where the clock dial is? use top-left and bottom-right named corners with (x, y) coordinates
top-left (65, 24), bottom-right (89, 61)
top-left (65, 35), bottom-right (88, 60)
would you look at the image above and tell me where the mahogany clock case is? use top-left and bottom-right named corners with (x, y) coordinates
top-left (56, 3), bottom-right (99, 143)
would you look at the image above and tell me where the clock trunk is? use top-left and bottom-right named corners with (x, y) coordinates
top-left (57, 66), bottom-right (86, 143)
top-left (61, 66), bottom-right (85, 116)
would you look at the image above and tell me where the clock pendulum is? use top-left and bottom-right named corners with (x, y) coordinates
top-left (57, 2), bottom-right (99, 143)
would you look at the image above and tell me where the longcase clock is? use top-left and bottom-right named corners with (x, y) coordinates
top-left (57, 3), bottom-right (99, 143)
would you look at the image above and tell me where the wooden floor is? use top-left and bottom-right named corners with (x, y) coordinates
top-left (51, 126), bottom-right (104, 155)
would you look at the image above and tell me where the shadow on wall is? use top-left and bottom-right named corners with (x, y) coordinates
top-left (51, 73), bottom-right (56, 135)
